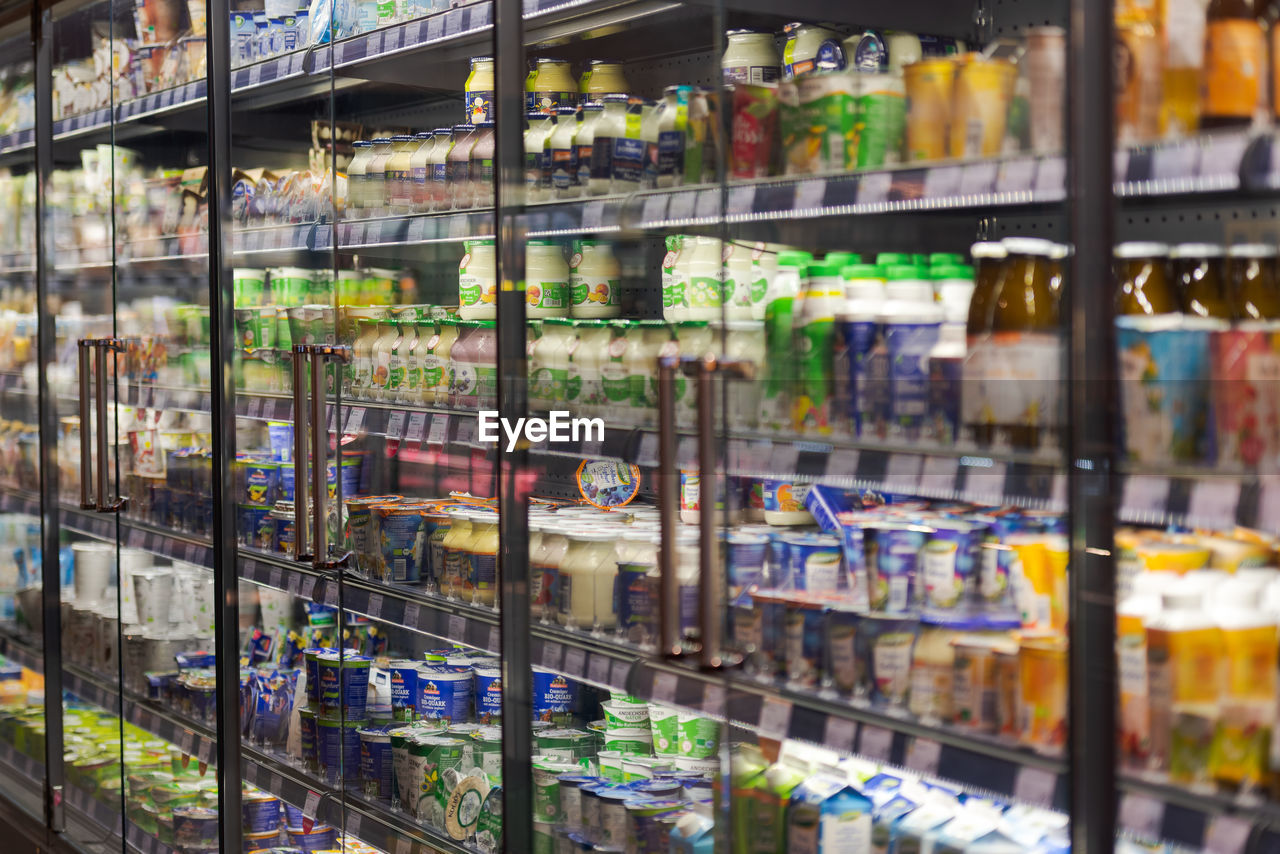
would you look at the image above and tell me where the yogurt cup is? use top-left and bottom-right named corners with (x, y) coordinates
top-left (602, 700), bottom-right (650, 728)
top-left (317, 650), bottom-right (372, 718)
top-left (171, 805), bottom-right (219, 850)
top-left (473, 664), bottom-right (502, 724)
top-left (316, 717), bottom-right (365, 780)
top-left (647, 705), bottom-right (678, 756)
top-left (604, 727), bottom-right (652, 755)
top-left (416, 664), bottom-right (474, 722)
top-left (359, 724), bottom-right (395, 799)
top-left (241, 791), bottom-right (281, 833)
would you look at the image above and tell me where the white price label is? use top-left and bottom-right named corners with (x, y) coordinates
top-left (768, 442), bottom-right (799, 476)
top-left (405, 412), bottom-right (427, 443)
top-left (455, 418), bottom-right (476, 444)
top-left (1187, 479), bottom-right (1241, 528)
top-left (248, 396), bottom-right (262, 417)
top-left (885, 454), bottom-right (922, 491)
top-left (694, 189), bottom-right (719, 219)
top-left (857, 171), bottom-right (892, 205)
top-left (588, 654), bottom-right (611, 685)
top-left (1118, 792), bottom-right (1165, 839)
top-left (404, 601), bottom-right (421, 628)
top-left (1114, 148), bottom-right (1131, 184)
top-left (1122, 475), bottom-right (1171, 519)
top-left (1205, 815), bottom-right (1252, 854)
top-left (181, 730), bottom-right (195, 756)
top-left (366, 220), bottom-right (383, 244)
top-left (997, 157), bottom-right (1037, 193)
top-left (958, 161), bottom-right (998, 195)
top-left (759, 697), bottom-right (792, 739)
top-left (270, 568), bottom-right (283, 589)
top-left (427, 414), bottom-right (449, 445)
top-left (385, 410), bottom-right (406, 440)
top-left (487, 626), bottom-right (500, 653)
top-left (300, 575), bottom-right (317, 600)
top-left (636, 432), bottom-right (659, 466)
top-left (345, 407), bottom-right (366, 435)
top-left (794, 178), bottom-right (826, 211)
top-left (667, 192), bottom-right (697, 221)
top-left (542, 641), bottom-right (563, 669)
top-left (324, 581), bottom-right (339, 606)
top-left (919, 456), bottom-right (959, 494)
top-left (727, 184), bottom-right (755, 216)
top-left (248, 63), bottom-right (262, 86)
top-left (347, 812), bottom-right (362, 838)
top-left (859, 725), bottom-right (893, 761)
top-left (825, 448), bottom-right (859, 478)
top-left (1034, 156), bottom-right (1066, 197)
top-left (563, 648), bottom-right (586, 676)
top-left (676, 436), bottom-right (698, 469)
top-left (197, 739), bottom-right (211, 764)
top-left (366, 593), bottom-right (383, 619)
top-left (303, 789), bottom-right (320, 819)
top-left (641, 194), bottom-right (667, 223)
top-left (905, 737), bottom-right (941, 774)
top-left (653, 672), bottom-right (678, 703)
top-left (924, 165), bottom-right (962, 198)
top-left (1151, 142), bottom-right (1200, 183)
top-left (612, 659), bottom-right (630, 688)
top-left (582, 201), bottom-right (606, 228)
top-left (823, 716), bottom-right (856, 753)
top-left (396, 837), bottom-right (413, 854)
top-left (404, 21), bottom-right (421, 43)
top-left (287, 573), bottom-right (301, 595)
top-left (1013, 766), bottom-right (1058, 807)
top-left (448, 614), bottom-right (466, 640)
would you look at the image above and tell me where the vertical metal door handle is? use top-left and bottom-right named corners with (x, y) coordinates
top-left (77, 340), bottom-right (94, 509)
top-left (94, 339), bottom-right (126, 513)
top-left (694, 355), bottom-right (720, 668)
top-left (656, 354), bottom-right (682, 658)
top-left (292, 345), bottom-right (312, 564)
top-left (309, 346), bottom-right (328, 567)
top-left (310, 345), bottom-right (352, 570)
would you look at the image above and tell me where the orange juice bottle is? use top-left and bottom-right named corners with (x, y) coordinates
top-left (1210, 578), bottom-right (1277, 789)
top-left (1201, 0), bottom-right (1266, 129)
top-left (1146, 580), bottom-right (1224, 784)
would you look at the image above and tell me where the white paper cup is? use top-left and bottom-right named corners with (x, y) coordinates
top-left (132, 569), bottom-right (174, 629)
top-left (72, 542), bottom-right (113, 605)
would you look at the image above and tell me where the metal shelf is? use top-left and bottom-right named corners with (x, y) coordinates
top-left (58, 503), bottom-right (215, 569)
top-left (1116, 469), bottom-right (1280, 535)
top-left (1118, 777), bottom-right (1280, 853)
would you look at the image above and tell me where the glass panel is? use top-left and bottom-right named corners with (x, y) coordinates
top-left (0, 19), bottom-right (49, 830)
top-left (43, 0), bottom-right (218, 847)
top-left (1111, 0), bottom-right (1280, 849)
top-left (227, 0), bottom-right (501, 850)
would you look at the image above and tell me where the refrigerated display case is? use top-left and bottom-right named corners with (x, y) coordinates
top-left (6, 0), bottom-right (1280, 851)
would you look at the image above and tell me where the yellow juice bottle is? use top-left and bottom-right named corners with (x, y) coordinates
top-left (1211, 579), bottom-right (1277, 789)
top-left (1146, 580), bottom-right (1223, 785)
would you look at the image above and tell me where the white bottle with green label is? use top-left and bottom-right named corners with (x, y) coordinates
top-left (526, 239), bottom-right (570, 318)
top-left (570, 239), bottom-right (622, 318)
top-left (459, 239), bottom-right (497, 320)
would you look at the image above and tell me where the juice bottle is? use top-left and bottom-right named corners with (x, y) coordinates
top-left (1160, 0), bottom-right (1206, 135)
top-left (793, 260), bottom-right (844, 436)
top-left (963, 241), bottom-right (1007, 447)
top-left (349, 317), bottom-right (380, 399)
top-left (1114, 242), bottom-right (1179, 315)
top-left (1229, 243), bottom-right (1280, 319)
top-left (427, 128), bottom-right (453, 212)
top-left (369, 319), bottom-right (401, 402)
top-left (1117, 572), bottom-right (1171, 772)
top-left (986, 237), bottom-right (1060, 450)
top-left (1171, 243), bottom-right (1232, 318)
top-left (1210, 577), bottom-right (1277, 788)
top-left (1201, 0), bottom-right (1266, 129)
top-left (346, 140), bottom-right (372, 215)
top-left (1146, 580), bottom-right (1223, 784)
top-left (447, 124), bottom-right (478, 209)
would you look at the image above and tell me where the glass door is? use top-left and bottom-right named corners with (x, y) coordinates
top-left (43, 0), bottom-right (220, 846)
top-left (502, 0), bottom-right (1081, 852)
top-left (224, 0), bottom-right (504, 850)
top-left (0, 17), bottom-right (50, 835)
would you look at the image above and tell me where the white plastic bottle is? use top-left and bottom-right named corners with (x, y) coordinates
top-left (837, 265), bottom-right (885, 439)
top-left (627, 320), bottom-right (670, 428)
top-left (458, 239), bottom-right (497, 320)
top-left (548, 105), bottom-right (580, 199)
top-left (575, 101), bottom-right (605, 193)
top-left (569, 319), bottom-right (613, 417)
top-left (537, 318), bottom-right (576, 407)
top-left (685, 236), bottom-right (724, 320)
top-left (526, 240), bottom-right (569, 318)
top-left (877, 265), bottom-right (942, 442)
top-left (525, 113), bottom-right (556, 204)
top-left (570, 240), bottom-right (622, 318)
top-left (723, 242), bottom-right (755, 319)
top-left (588, 94), bottom-right (628, 196)
top-left (926, 321), bottom-right (965, 445)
